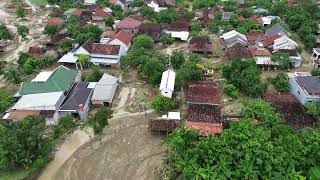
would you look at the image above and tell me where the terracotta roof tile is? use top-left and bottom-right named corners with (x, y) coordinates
top-left (187, 104), bottom-right (221, 123)
top-left (108, 31), bottom-right (133, 46)
top-left (226, 43), bottom-right (252, 61)
top-left (72, 8), bottom-right (87, 16)
top-left (248, 46), bottom-right (272, 57)
top-left (47, 17), bottom-right (64, 26)
top-left (93, 8), bottom-right (110, 17)
top-left (28, 47), bottom-right (47, 58)
top-left (188, 37), bottom-right (212, 53)
top-left (246, 30), bottom-right (266, 44)
top-left (115, 17), bottom-right (142, 30)
top-left (82, 40), bottom-right (120, 55)
top-left (167, 17), bottom-right (191, 32)
top-left (262, 34), bottom-right (282, 47)
top-left (186, 121), bottom-right (223, 136)
top-left (249, 15), bottom-right (263, 24)
top-left (187, 81), bottom-right (220, 105)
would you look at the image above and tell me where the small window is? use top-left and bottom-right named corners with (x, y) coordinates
top-left (308, 101), bottom-right (312, 103)
top-left (298, 91), bottom-right (300, 94)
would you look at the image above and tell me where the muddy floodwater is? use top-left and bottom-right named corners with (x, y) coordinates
top-left (38, 129), bottom-right (92, 180)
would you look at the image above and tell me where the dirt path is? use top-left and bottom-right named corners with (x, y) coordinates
top-left (52, 112), bottom-right (165, 180)
top-left (38, 129), bottom-right (93, 180)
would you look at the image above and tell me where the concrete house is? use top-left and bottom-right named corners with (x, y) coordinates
top-left (91, 74), bottom-right (119, 107)
top-left (100, 31), bottom-right (133, 52)
top-left (165, 17), bottom-right (191, 41)
top-left (109, 0), bottom-right (128, 10)
top-left (159, 69), bottom-right (175, 98)
top-left (220, 30), bottom-right (248, 48)
top-left (147, 0), bottom-right (176, 12)
top-left (59, 82), bottom-right (94, 119)
top-left (225, 43), bottom-right (252, 61)
top-left (248, 42), bottom-right (273, 66)
top-left (312, 48), bottom-right (320, 68)
top-left (114, 17), bottom-right (142, 34)
top-left (92, 8), bottom-right (110, 21)
top-left (273, 36), bottom-right (298, 52)
top-left (8, 92), bottom-right (66, 126)
top-left (289, 72), bottom-right (320, 104)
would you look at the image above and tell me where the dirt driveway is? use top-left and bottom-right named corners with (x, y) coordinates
top-left (53, 112), bottom-right (165, 180)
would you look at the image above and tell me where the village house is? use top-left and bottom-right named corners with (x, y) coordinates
top-left (59, 82), bottom-right (94, 119)
top-left (289, 72), bottom-right (320, 104)
top-left (159, 69), bottom-right (175, 98)
top-left (100, 30), bottom-right (133, 52)
top-left (246, 30), bottom-right (266, 44)
top-left (109, 0), bottom-right (129, 10)
top-left (272, 36), bottom-right (298, 52)
top-left (265, 23), bottom-right (290, 37)
top-left (311, 48), bottom-right (320, 68)
top-left (92, 8), bottom-right (110, 21)
top-left (188, 36), bottom-right (213, 54)
top-left (64, 8), bottom-right (92, 21)
top-left (114, 16), bottom-right (142, 35)
top-left (147, 0), bottom-right (176, 12)
top-left (260, 16), bottom-right (280, 26)
top-left (277, 49), bottom-right (302, 68)
top-left (58, 40), bottom-right (126, 68)
top-left (222, 12), bottom-right (234, 21)
top-left (165, 17), bottom-right (191, 41)
top-left (225, 43), bottom-right (252, 61)
top-left (186, 81), bottom-right (223, 136)
top-left (261, 34), bottom-right (282, 48)
top-left (46, 33), bottom-right (72, 50)
top-left (220, 30), bottom-right (248, 48)
top-left (7, 92), bottom-right (66, 126)
top-left (253, 7), bottom-right (269, 14)
top-left (138, 23), bottom-right (162, 41)
top-left (16, 66), bottom-right (80, 97)
top-left (148, 112), bottom-right (181, 132)
top-left (91, 74), bottom-right (118, 107)
top-left (248, 42), bottom-right (273, 66)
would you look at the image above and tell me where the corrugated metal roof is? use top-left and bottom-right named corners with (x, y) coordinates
top-left (91, 74), bottom-right (118, 101)
top-left (12, 92), bottom-right (64, 110)
top-left (159, 69), bottom-right (175, 91)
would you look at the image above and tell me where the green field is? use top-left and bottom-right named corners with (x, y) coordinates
top-left (28, 0), bottom-right (47, 7)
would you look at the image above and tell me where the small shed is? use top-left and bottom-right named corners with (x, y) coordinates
top-left (91, 74), bottom-right (119, 107)
top-left (159, 69), bottom-right (175, 98)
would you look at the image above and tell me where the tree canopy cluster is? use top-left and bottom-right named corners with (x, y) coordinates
top-left (0, 24), bottom-right (13, 40)
top-left (223, 59), bottom-right (267, 97)
top-left (164, 99), bottom-right (320, 179)
top-left (0, 116), bottom-right (54, 170)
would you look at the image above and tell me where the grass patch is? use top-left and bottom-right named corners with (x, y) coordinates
top-left (0, 169), bottom-right (32, 180)
top-left (28, 0), bottom-right (47, 7)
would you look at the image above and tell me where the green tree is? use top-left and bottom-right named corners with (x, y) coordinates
top-left (311, 69), bottom-right (320, 76)
top-left (170, 50), bottom-right (185, 69)
top-left (160, 34), bottom-right (175, 46)
top-left (3, 65), bottom-right (21, 84)
top-left (17, 25), bottom-right (29, 38)
top-left (223, 83), bottom-right (240, 99)
top-left (188, 53), bottom-right (201, 63)
top-left (78, 54), bottom-right (90, 69)
top-left (176, 63), bottom-right (202, 88)
top-left (0, 116), bottom-right (53, 169)
top-left (271, 52), bottom-right (291, 69)
top-left (208, 21), bottom-right (220, 34)
top-left (190, 22), bottom-right (202, 35)
top-left (43, 25), bottom-right (59, 37)
top-left (0, 24), bottom-right (13, 40)
top-left (59, 39), bottom-right (74, 53)
top-left (17, 52), bottom-right (33, 65)
top-left (86, 107), bottom-right (113, 136)
top-left (223, 59), bottom-right (267, 97)
top-left (154, 8), bottom-right (177, 24)
top-left (0, 90), bottom-right (14, 113)
top-left (271, 73), bottom-right (289, 93)
top-left (16, 6), bottom-right (26, 18)
top-left (141, 60), bottom-right (166, 85)
top-left (133, 34), bottom-right (154, 49)
top-left (104, 16), bottom-right (114, 27)
top-left (151, 95), bottom-right (175, 113)
top-left (305, 102), bottom-right (320, 126)
top-left (303, 34), bottom-right (316, 49)
top-left (53, 116), bottom-right (76, 139)
top-left (85, 66), bottom-right (103, 82)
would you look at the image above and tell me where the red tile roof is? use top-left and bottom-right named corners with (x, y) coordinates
top-left (246, 30), bottom-right (266, 43)
top-left (188, 37), bottom-right (213, 53)
top-left (249, 15), bottom-right (263, 24)
top-left (187, 81), bottom-right (220, 105)
top-left (93, 8), bottom-right (110, 17)
top-left (108, 31), bottom-right (133, 46)
top-left (82, 40), bottom-right (120, 55)
top-left (115, 17), bottom-right (142, 30)
top-left (167, 17), bottom-right (191, 32)
top-left (186, 121), bottom-right (223, 136)
top-left (72, 8), bottom-right (87, 16)
top-left (248, 46), bottom-right (272, 57)
top-left (262, 34), bottom-right (282, 47)
top-left (28, 47), bottom-right (47, 58)
top-left (47, 17), bottom-right (64, 26)
top-left (226, 43), bottom-right (252, 61)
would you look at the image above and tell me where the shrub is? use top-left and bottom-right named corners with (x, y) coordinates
top-left (311, 69), bottom-right (320, 76)
top-left (271, 73), bottom-right (289, 93)
top-left (85, 66), bottom-right (103, 82)
top-left (223, 83), bottom-right (240, 98)
top-left (189, 53), bottom-right (201, 63)
top-left (151, 95), bottom-right (176, 113)
top-left (160, 34), bottom-right (175, 46)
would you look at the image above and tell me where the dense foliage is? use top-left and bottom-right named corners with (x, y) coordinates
top-left (170, 50), bottom-right (185, 69)
top-left (86, 107), bottom-right (113, 136)
top-left (0, 24), bottom-right (13, 40)
top-left (175, 63), bottom-right (202, 88)
top-left (0, 116), bottom-right (54, 170)
top-left (270, 73), bottom-right (289, 93)
top-left (151, 95), bottom-right (175, 113)
top-left (84, 66), bottom-right (103, 82)
top-left (164, 99), bottom-right (320, 179)
top-left (0, 90), bottom-right (14, 114)
top-left (311, 69), bottom-right (320, 76)
top-left (53, 116), bottom-right (76, 139)
top-left (271, 52), bottom-right (291, 70)
top-left (132, 34), bottom-right (154, 49)
top-left (223, 59), bottom-right (267, 97)
top-left (17, 25), bottom-right (29, 38)
top-left (223, 83), bottom-right (240, 99)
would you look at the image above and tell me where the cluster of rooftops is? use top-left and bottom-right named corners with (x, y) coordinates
top-left (3, 66), bottom-right (119, 126)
